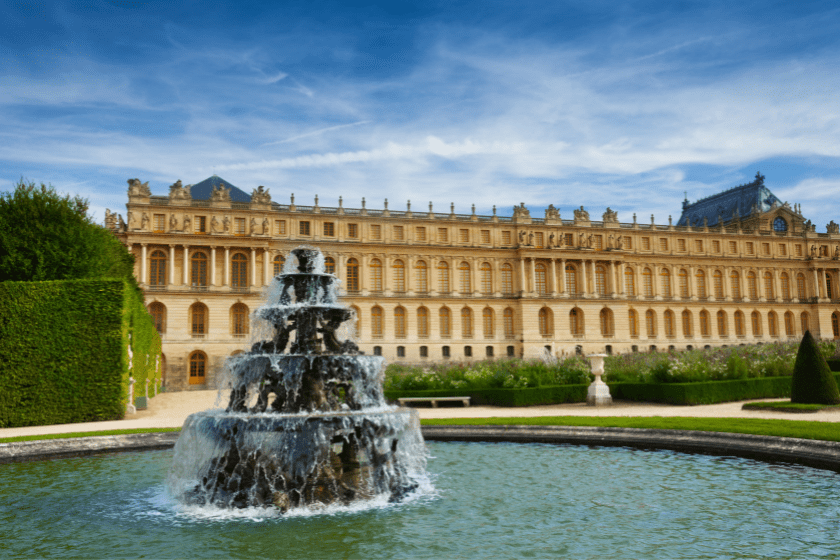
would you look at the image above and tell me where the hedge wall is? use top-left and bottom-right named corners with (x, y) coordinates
top-left (385, 385), bottom-right (589, 407)
top-left (0, 279), bottom-right (161, 428)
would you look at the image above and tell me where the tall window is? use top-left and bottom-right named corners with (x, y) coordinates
top-left (539, 308), bottom-right (553, 337)
top-left (797, 274), bottom-right (806, 299)
top-left (696, 270), bottom-right (707, 298)
top-left (231, 303), bottom-right (249, 337)
top-left (762, 272), bottom-right (773, 299)
top-left (393, 260), bottom-right (405, 293)
top-left (462, 307), bottom-right (473, 338)
top-left (371, 306), bottom-right (383, 338)
top-left (346, 259), bottom-right (359, 291)
top-left (570, 308), bottom-right (583, 335)
top-left (660, 269), bottom-right (672, 298)
top-left (625, 267), bottom-right (635, 296)
top-left (785, 311), bottom-right (794, 336)
top-left (415, 260), bottom-right (428, 293)
top-left (713, 270), bottom-right (724, 299)
top-left (394, 307), bottom-right (406, 338)
top-left (678, 269), bottom-right (689, 298)
top-left (438, 261), bottom-right (450, 293)
top-left (234, 217), bottom-right (246, 236)
top-left (833, 312), bottom-right (840, 338)
top-left (664, 310), bottom-right (675, 337)
top-left (191, 251), bottom-right (208, 287)
top-left (273, 255), bottom-right (285, 276)
top-left (645, 310), bottom-right (656, 337)
top-left (324, 257), bottom-right (335, 275)
top-left (439, 307), bottom-right (451, 338)
top-left (370, 259), bottom-right (383, 292)
top-left (781, 273), bottom-right (790, 299)
top-left (827, 273), bottom-right (834, 299)
top-left (231, 253), bottom-right (248, 288)
top-left (642, 268), bottom-right (653, 297)
top-left (483, 308), bottom-right (494, 338)
top-left (459, 262), bottom-right (471, 293)
top-left (801, 311), bottom-right (810, 334)
top-left (149, 302), bottom-right (166, 334)
top-left (600, 308), bottom-right (614, 336)
top-left (750, 311), bottom-right (761, 336)
top-left (481, 263), bottom-right (493, 295)
top-left (504, 308), bottom-right (515, 339)
top-left (682, 310), bottom-right (692, 337)
top-left (699, 310), bottom-right (710, 336)
top-left (730, 271), bottom-right (741, 299)
top-left (501, 264), bottom-right (513, 295)
top-left (717, 310), bottom-right (728, 336)
top-left (747, 272), bottom-right (758, 300)
top-left (149, 250), bottom-right (167, 286)
top-left (734, 311), bottom-right (745, 336)
top-left (417, 307), bottom-right (429, 338)
top-left (594, 265), bottom-right (606, 296)
top-left (629, 309), bottom-right (639, 337)
top-left (536, 264), bottom-right (548, 295)
top-left (768, 312), bottom-right (778, 337)
top-left (566, 264), bottom-right (577, 294)
top-left (189, 351), bottom-right (207, 385)
top-left (190, 303), bottom-right (208, 337)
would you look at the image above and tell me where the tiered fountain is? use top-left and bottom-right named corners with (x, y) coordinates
top-left (168, 247), bottom-right (426, 511)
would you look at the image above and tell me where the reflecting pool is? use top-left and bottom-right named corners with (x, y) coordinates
top-left (1, 442), bottom-right (839, 559)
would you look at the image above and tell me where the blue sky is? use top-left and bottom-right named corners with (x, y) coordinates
top-left (2, 0), bottom-right (840, 228)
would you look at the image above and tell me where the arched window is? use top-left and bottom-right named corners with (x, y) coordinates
top-left (324, 257), bottom-right (336, 275)
top-left (501, 264), bottom-right (513, 294)
top-left (696, 270), bottom-right (707, 298)
top-left (346, 258), bottom-right (359, 291)
top-left (734, 311), bottom-right (745, 336)
top-left (801, 311), bottom-right (810, 334)
top-left (231, 252), bottom-right (248, 289)
top-left (415, 260), bottom-right (428, 293)
top-left (768, 311), bottom-right (778, 337)
top-left (566, 264), bottom-right (577, 294)
top-left (483, 308), bottom-right (494, 339)
top-left (394, 307), bottom-right (406, 338)
top-left (784, 311), bottom-right (795, 336)
top-left (764, 272), bottom-right (774, 300)
top-left (664, 310), bottom-right (675, 337)
top-left (628, 309), bottom-right (639, 337)
top-left (371, 306), bottom-right (383, 338)
top-left (149, 302), bottom-right (166, 334)
top-left (438, 261), bottom-right (450, 293)
top-left (273, 255), bottom-right (285, 276)
top-left (713, 270), bottom-right (724, 299)
top-left (678, 269), bottom-right (689, 298)
top-left (660, 269), bottom-right (672, 298)
top-left (730, 271), bottom-right (741, 299)
top-left (462, 307), bottom-right (473, 338)
top-left (797, 273), bottom-right (806, 299)
top-left (439, 307), bottom-right (452, 338)
top-left (781, 272), bottom-right (790, 300)
top-left (645, 310), bottom-right (656, 337)
top-left (535, 263), bottom-right (548, 295)
top-left (751, 311), bottom-right (761, 336)
top-left (570, 308), bottom-right (583, 335)
top-left (600, 308), bottom-right (614, 337)
top-left (717, 310), bottom-right (728, 336)
top-left (393, 260), bottom-right (405, 293)
top-left (459, 262), bottom-right (471, 294)
top-left (833, 312), bottom-right (840, 339)
top-left (504, 308), bottom-right (515, 339)
top-left (481, 263), bottom-right (493, 295)
top-left (747, 271), bottom-right (758, 300)
top-left (539, 307), bottom-right (553, 337)
top-left (191, 251), bottom-right (208, 287)
top-left (682, 310), bottom-right (692, 337)
top-left (624, 267), bottom-right (636, 296)
top-left (642, 267), bottom-right (653, 297)
top-left (149, 250), bottom-right (167, 286)
top-left (594, 265), bottom-right (606, 296)
top-left (190, 302), bottom-right (208, 338)
top-left (189, 351), bottom-right (207, 385)
top-left (231, 303), bottom-right (249, 338)
top-left (370, 259), bottom-right (383, 292)
top-left (417, 307), bottom-right (429, 338)
top-left (773, 217), bottom-right (788, 232)
top-left (699, 310), bottom-right (710, 336)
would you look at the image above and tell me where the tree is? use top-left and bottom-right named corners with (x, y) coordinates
top-left (790, 330), bottom-right (840, 405)
top-left (0, 180), bottom-right (134, 282)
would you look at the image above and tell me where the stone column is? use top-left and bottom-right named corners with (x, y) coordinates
top-left (609, 261), bottom-right (616, 297)
top-left (211, 247), bottom-right (217, 286)
top-left (361, 254), bottom-right (368, 293)
top-left (530, 258), bottom-right (536, 294)
top-left (581, 259), bottom-right (588, 297)
top-left (757, 267), bottom-right (765, 301)
top-left (140, 244), bottom-right (147, 285)
top-left (472, 257), bottom-right (479, 296)
top-left (559, 258), bottom-right (567, 296)
top-left (264, 249), bottom-right (271, 285)
top-left (551, 258), bottom-right (558, 295)
top-left (430, 256), bottom-right (438, 295)
top-left (688, 265), bottom-right (696, 300)
top-left (406, 255), bottom-right (414, 294)
top-left (773, 269), bottom-right (781, 301)
top-left (183, 246), bottom-right (189, 285)
top-left (169, 245), bottom-right (175, 286)
top-left (224, 247), bottom-right (230, 286)
top-left (813, 268), bottom-right (820, 299)
top-left (618, 262), bottom-right (625, 296)
top-left (251, 248), bottom-right (257, 287)
top-left (652, 264), bottom-right (659, 298)
top-left (519, 258), bottom-right (526, 296)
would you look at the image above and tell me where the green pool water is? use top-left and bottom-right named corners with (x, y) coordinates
top-left (1, 442), bottom-right (838, 559)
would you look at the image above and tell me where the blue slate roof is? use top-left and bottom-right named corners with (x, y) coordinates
top-left (677, 173), bottom-right (782, 227)
top-left (188, 175), bottom-right (252, 203)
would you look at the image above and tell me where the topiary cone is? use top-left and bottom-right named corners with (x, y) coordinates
top-left (791, 330), bottom-right (840, 404)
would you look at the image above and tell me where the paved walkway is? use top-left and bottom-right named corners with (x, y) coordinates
top-left (3, 390), bottom-right (840, 439)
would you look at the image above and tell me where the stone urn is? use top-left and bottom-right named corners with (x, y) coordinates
top-left (586, 354), bottom-right (612, 406)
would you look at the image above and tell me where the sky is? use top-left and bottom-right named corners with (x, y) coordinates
top-left (2, 0), bottom-right (840, 228)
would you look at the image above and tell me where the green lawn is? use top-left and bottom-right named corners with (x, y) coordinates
top-left (0, 427), bottom-right (181, 444)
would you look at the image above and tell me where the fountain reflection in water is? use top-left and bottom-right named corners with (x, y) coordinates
top-left (168, 247), bottom-right (427, 512)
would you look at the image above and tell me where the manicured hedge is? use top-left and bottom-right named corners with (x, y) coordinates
top-left (0, 279), bottom-right (160, 428)
top-left (385, 384), bottom-right (589, 407)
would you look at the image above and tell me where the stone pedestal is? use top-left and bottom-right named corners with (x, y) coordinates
top-left (586, 354), bottom-right (612, 406)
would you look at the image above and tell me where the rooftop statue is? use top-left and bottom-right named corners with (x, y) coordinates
top-left (252, 185), bottom-right (271, 205)
top-left (602, 207), bottom-right (618, 223)
top-left (574, 206), bottom-right (590, 221)
top-left (168, 180), bottom-right (192, 201)
top-left (127, 178), bottom-right (151, 197)
top-left (210, 183), bottom-right (231, 202)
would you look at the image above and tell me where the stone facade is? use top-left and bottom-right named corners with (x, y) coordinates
top-left (115, 176), bottom-right (840, 391)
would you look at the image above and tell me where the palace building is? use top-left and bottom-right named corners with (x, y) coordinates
top-left (113, 172), bottom-right (840, 391)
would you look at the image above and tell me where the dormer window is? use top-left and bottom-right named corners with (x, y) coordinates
top-left (773, 217), bottom-right (788, 232)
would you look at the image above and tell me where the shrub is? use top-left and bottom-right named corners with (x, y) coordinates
top-left (791, 331), bottom-right (840, 405)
